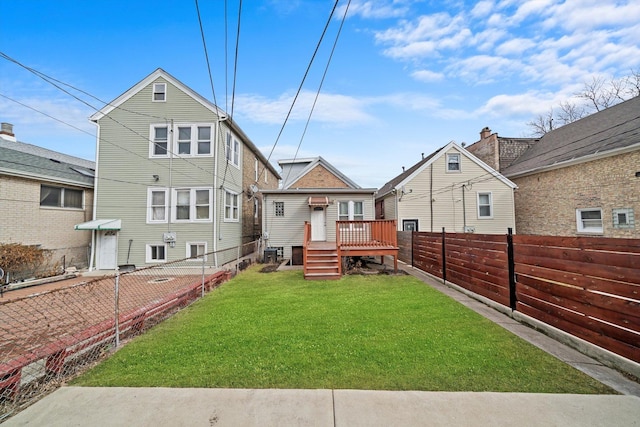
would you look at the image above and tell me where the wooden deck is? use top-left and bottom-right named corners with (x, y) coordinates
top-left (303, 220), bottom-right (399, 280)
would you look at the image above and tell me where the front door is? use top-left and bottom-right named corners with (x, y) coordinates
top-left (310, 207), bottom-right (326, 241)
top-left (98, 230), bottom-right (118, 269)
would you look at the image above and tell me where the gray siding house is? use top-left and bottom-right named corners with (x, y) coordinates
top-left (81, 69), bottom-right (277, 270)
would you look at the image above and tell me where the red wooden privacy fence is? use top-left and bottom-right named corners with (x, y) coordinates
top-left (405, 230), bottom-right (640, 364)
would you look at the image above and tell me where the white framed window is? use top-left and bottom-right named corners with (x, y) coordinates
top-left (225, 131), bottom-right (240, 167)
top-left (446, 153), bottom-right (461, 172)
top-left (224, 190), bottom-right (239, 221)
top-left (146, 243), bottom-right (167, 263)
top-left (254, 198), bottom-right (259, 219)
top-left (612, 208), bottom-right (634, 229)
top-left (275, 201), bottom-right (284, 217)
top-left (150, 125), bottom-right (169, 157)
top-left (477, 192), bottom-right (493, 218)
top-left (171, 188), bottom-right (212, 222)
top-left (186, 242), bottom-right (207, 261)
top-left (339, 201), bottom-right (364, 221)
top-left (576, 208), bottom-right (603, 233)
top-left (40, 185), bottom-right (83, 209)
top-left (147, 188), bottom-right (168, 223)
top-left (174, 124), bottom-right (212, 156)
top-left (152, 83), bottom-right (166, 102)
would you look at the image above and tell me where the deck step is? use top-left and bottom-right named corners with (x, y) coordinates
top-left (304, 272), bottom-right (341, 281)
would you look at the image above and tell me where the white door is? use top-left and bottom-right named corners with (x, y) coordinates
top-left (310, 207), bottom-right (326, 241)
top-left (98, 230), bottom-right (118, 269)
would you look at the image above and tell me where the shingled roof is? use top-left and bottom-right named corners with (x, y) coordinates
top-left (0, 141), bottom-right (95, 187)
top-left (377, 148), bottom-right (442, 198)
top-left (503, 96), bottom-right (640, 177)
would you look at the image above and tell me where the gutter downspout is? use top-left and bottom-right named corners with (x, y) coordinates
top-left (430, 163), bottom-right (433, 233)
top-left (462, 183), bottom-right (467, 232)
top-left (89, 121), bottom-right (100, 271)
top-left (213, 116), bottom-right (228, 267)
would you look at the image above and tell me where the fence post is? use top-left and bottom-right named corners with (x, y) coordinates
top-left (441, 227), bottom-right (447, 283)
top-left (114, 271), bottom-right (120, 348)
top-left (507, 228), bottom-right (516, 311)
top-left (201, 254), bottom-right (206, 298)
top-left (410, 230), bottom-right (414, 267)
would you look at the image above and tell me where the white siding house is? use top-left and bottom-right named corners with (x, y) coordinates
top-left (376, 141), bottom-right (517, 234)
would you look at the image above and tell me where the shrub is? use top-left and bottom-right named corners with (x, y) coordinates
top-left (0, 243), bottom-right (53, 283)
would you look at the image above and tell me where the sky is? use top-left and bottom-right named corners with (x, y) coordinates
top-left (1, 0), bottom-right (639, 189)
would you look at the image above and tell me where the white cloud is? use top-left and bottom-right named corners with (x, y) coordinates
top-left (470, 1), bottom-right (494, 18)
top-left (411, 69), bottom-right (444, 82)
top-left (341, 0), bottom-right (413, 19)
top-left (495, 38), bottom-right (536, 56)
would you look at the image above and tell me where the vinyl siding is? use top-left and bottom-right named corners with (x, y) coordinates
top-left (95, 77), bottom-right (244, 267)
top-left (392, 147), bottom-right (515, 234)
top-left (262, 192), bottom-right (375, 260)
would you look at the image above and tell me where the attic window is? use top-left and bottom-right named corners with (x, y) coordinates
top-left (446, 153), bottom-right (460, 172)
top-left (153, 83), bottom-right (166, 102)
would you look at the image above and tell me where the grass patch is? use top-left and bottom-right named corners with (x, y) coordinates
top-left (73, 266), bottom-right (614, 393)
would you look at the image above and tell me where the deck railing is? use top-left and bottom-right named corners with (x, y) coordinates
top-left (336, 219), bottom-right (397, 248)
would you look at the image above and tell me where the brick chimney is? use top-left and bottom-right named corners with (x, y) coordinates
top-left (480, 126), bottom-right (492, 139)
top-left (0, 122), bottom-right (16, 141)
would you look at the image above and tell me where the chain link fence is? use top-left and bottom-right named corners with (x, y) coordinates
top-left (0, 241), bottom-right (259, 421)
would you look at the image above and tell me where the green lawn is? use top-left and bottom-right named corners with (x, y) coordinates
top-left (73, 266), bottom-right (614, 393)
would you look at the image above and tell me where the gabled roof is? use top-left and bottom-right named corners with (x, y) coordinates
top-left (503, 95), bottom-right (640, 177)
top-left (280, 156), bottom-right (361, 190)
top-left (0, 143), bottom-right (95, 187)
top-left (89, 68), bottom-right (280, 179)
top-left (377, 141), bottom-right (516, 199)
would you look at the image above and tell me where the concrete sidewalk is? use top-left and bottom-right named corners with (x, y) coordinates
top-left (4, 387), bottom-right (640, 427)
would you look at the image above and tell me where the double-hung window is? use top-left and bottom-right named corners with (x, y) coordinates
top-left (446, 153), bottom-right (461, 172)
top-left (177, 127), bottom-right (191, 154)
top-left (477, 192), bottom-right (493, 218)
top-left (151, 125), bottom-right (169, 157)
top-left (40, 185), bottom-right (83, 209)
top-left (226, 131), bottom-right (239, 167)
top-left (197, 126), bottom-right (211, 155)
top-left (224, 190), bottom-right (239, 221)
top-left (172, 188), bottom-right (212, 222)
top-left (576, 208), bottom-right (603, 233)
top-left (147, 188), bottom-right (168, 223)
top-left (152, 83), bottom-right (166, 102)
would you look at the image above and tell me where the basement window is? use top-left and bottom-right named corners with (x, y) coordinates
top-left (612, 208), bottom-right (634, 229)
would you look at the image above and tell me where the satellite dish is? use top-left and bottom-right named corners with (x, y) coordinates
top-left (249, 184), bottom-right (259, 194)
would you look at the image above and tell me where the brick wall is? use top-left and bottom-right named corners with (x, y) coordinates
top-left (0, 175), bottom-right (94, 268)
top-left (466, 134), bottom-right (499, 170)
top-left (512, 150), bottom-right (640, 238)
top-left (290, 165), bottom-right (349, 188)
top-left (241, 150), bottom-right (279, 245)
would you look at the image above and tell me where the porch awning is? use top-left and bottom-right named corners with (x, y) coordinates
top-left (74, 219), bottom-right (122, 231)
top-left (308, 196), bottom-right (329, 207)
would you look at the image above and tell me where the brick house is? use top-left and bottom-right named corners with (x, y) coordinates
top-left (0, 123), bottom-right (95, 270)
top-left (467, 96), bottom-right (640, 238)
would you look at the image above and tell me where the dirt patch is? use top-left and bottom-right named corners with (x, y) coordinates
top-left (259, 264), bottom-right (279, 273)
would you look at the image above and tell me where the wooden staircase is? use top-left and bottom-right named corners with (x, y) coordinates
top-left (304, 245), bottom-right (340, 280)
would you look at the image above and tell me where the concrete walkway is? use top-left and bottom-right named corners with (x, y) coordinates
top-left (4, 387), bottom-right (640, 426)
top-left (4, 263), bottom-right (640, 426)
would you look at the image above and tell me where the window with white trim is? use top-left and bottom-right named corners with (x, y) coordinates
top-left (339, 201), bottom-right (364, 221)
top-left (40, 185), bottom-right (83, 209)
top-left (146, 244), bottom-right (167, 263)
top-left (147, 188), bottom-right (168, 223)
top-left (576, 208), bottom-right (603, 233)
top-left (612, 208), bottom-right (634, 229)
top-left (225, 131), bottom-right (239, 167)
top-left (174, 125), bottom-right (212, 156)
top-left (224, 190), bottom-right (239, 221)
top-left (446, 153), bottom-right (461, 172)
top-left (477, 192), bottom-right (493, 218)
top-left (186, 242), bottom-right (207, 261)
top-left (172, 188), bottom-right (212, 222)
top-left (275, 201), bottom-right (284, 217)
top-left (152, 83), bottom-right (166, 102)
top-left (151, 125), bottom-right (169, 157)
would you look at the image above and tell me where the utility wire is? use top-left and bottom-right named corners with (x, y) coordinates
top-left (280, 0), bottom-right (352, 189)
top-left (195, 0), bottom-right (220, 112)
top-left (260, 0), bottom-right (341, 177)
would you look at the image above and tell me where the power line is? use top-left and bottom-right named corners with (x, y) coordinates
top-left (194, 0), bottom-right (220, 112)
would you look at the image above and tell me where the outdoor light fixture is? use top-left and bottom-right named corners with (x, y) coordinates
top-left (153, 174), bottom-right (159, 181)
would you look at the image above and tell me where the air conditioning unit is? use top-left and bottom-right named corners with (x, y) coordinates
top-left (163, 232), bottom-right (176, 243)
